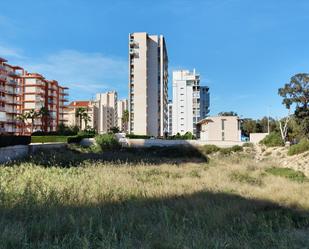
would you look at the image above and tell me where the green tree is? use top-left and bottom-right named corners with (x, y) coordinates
top-left (38, 107), bottom-right (50, 132)
top-left (218, 111), bottom-right (238, 116)
top-left (16, 113), bottom-right (28, 135)
top-left (121, 110), bottom-right (129, 132)
top-left (81, 112), bottom-right (91, 130)
top-left (75, 108), bottom-right (87, 130)
top-left (25, 109), bottom-right (40, 134)
top-left (278, 73), bottom-right (309, 138)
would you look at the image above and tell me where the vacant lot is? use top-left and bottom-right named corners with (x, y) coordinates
top-left (0, 147), bottom-right (309, 249)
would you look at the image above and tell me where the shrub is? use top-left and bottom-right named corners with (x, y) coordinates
top-left (0, 136), bottom-right (31, 147)
top-left (265, 167), bottom-right (308, 183)
top-left (67, 131), bottom-right (96, 144)
top-left (201, 145), bottom-right (220, 154)
top-left (243, 142), bottom-right (254, 148)
top-left (288, 139), bottom-right (309, 156)
top-left (169, 132), bottom-right (196, 140)
top-left (260, 132), bottom-right (284, 147)
top-left (95, 134), bottom-right (120, 151)
top-left (126, 134), bottom-right (151, 139)
top-left (230, 171), bottom-right (262, 186)
top-left (220, 145), bottom-right (243, 155)
top-left (31, 136), bottom-right (68, 143)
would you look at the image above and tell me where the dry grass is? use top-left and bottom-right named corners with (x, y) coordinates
top-left (0, 148), bottom-right (309, 248)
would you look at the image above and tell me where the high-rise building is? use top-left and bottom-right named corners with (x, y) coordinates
top-left (0, 58), bottom-right (23, 135)
top-left (128, 32), bottom-right (168, 137)
top-left (95, 91), bottom-right (117, 134)
top-left (172, 69), bottom-right (210, 136)
top-left (117, 99), bottom-right (128, 132)
top-left (22, 73), bottom-right (69, 133)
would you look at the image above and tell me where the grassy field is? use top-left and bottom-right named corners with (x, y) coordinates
top-left (31, 136), bottom-right (69, 143)
top-left (0, 147), bottom-right (309, 248)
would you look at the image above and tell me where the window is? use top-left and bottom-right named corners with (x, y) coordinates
top-left (221, 119), bottom-right (225, 130)
top-left (222, 132), bottom-right (225, 141)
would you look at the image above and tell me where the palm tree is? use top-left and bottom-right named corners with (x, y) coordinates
top-left (25, 109), bottom-right (40, 134)
top-left (121, 110), bottom-right (129, 133)
top-left (38, 107), bottom-right (50, 132)
top-left (16, 113), bottom-right (28, 135)
top-left (81, 112), bottom-right (91, 130)
top-left (75, 107), bottom-right (86, 130)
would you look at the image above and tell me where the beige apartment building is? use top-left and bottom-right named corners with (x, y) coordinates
top-left (117, 99), bottom-right (128, 132)
top-left (66, 91), bottom-right (118, 134)
top-left (128, 32), bottom-right (168, 137)
top-left (96, 91), bottom-right (117, 134)
top-left (65, 101), bottom-right (97, 130)
top-left (197, 116), bottom-right (242, 142)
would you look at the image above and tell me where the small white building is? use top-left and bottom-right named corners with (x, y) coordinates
top-left (197, 116), bottom-right (241, 142)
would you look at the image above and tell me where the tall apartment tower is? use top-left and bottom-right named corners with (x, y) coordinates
top-left (128, 32), bottom-right (168, 137)
top-left (172, 69), bottom-right (210, 136)
top-left (95, 91), bottom-right (117, 134)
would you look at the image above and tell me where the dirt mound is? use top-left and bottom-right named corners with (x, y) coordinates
top-left (255, 145), bottom-right (309, 176)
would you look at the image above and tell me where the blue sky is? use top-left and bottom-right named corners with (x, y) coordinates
top-left (1, 0), bottom-right (309, 119)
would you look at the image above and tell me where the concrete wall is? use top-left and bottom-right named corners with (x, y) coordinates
top-left (126, 139), bottom-right (243, 148)
top-left (250, 133), bottom-right (268, 144)
top-left (0, 143), bottom-right (67, 164)
top-left (0, 145), bottom-right (29, 164)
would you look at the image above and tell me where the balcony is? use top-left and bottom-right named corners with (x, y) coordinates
top-left (129, 49), bottom-right (139, 58)
top-left (0, 75), bottom-right (6, 81)
top-left (7, 79), bottom-right (18, 86)
top-left (0, 106), bottom-right (5, 112)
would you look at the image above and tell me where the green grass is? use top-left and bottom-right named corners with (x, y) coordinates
top-left (31, 136), bottom-right (69, 143)
top-left (0, 148), bottom-right (308, 248)
top-left (288, 139), bottom-right (309, 156)
top-left (266, 167), bottom-right (308, 183)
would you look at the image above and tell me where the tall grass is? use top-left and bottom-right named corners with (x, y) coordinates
top-left (0, 149), bottom-right (308, 248)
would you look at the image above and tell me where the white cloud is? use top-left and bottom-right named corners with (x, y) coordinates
top-left (0, 44), bottom-right (24, 59)
top-left (23, 50), bottom-right (127, 95)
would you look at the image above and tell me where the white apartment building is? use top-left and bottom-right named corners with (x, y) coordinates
top-left (128, 32), bottom-right (168, 137)
top-left (117, 99), bottom-right (128, 132)
top-left (172, 69), bottom-right (210, 136)
top-left (95, 91), bottom-right (117, 134)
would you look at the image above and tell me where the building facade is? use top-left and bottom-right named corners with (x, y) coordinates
top-left (197, 116), bottom-right (241, 142)
top-left (167, 100), bottom-right (173, 136)
top-left (65, 101), bottom-right (97, 130)
top-left (0, 57), bottom-right (69, 135)
top-left (172, 69), bottom-right (210, 136)
top-left (95, 91), bottom-right (117, 134)
top-left (128, 32), bottom-right (168, 137)
top-left (117, 99), bottom-right (128, 132)
top-left (22, 73), bottom-right (69, 133)
top-left (0, 58), bottom-right (23, 135)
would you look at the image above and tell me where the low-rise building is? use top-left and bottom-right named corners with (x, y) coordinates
top-left (197, 116), bottom-right (241, 142)
top-left (65, 101), bottom-right (97, 130)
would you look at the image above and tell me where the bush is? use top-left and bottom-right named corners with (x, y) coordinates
top-left (220, 145), bottom-right (243, 155)
top-left (201, 145), bottom-right (220, 154)
top-left (126, 134), bottom-right (151, 139)
top-left (169, 132), bottom-right (196, 140)
top-left (288, 139), bottom-right (309, 156)
top-left (265, 167), bottom-right (308, 183)
top-left (67, 131), bottom-right (96, 144)
top-left (243, 142), bottom-right (254, 148)
top-left (0, 136), bottom-right (31, 147)
top-left (95, 134), bottom-right (120, 151)
top-left (31, 136), bottom-right (68, 143)
top-left (260, 132), bottom-right (284, 147)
